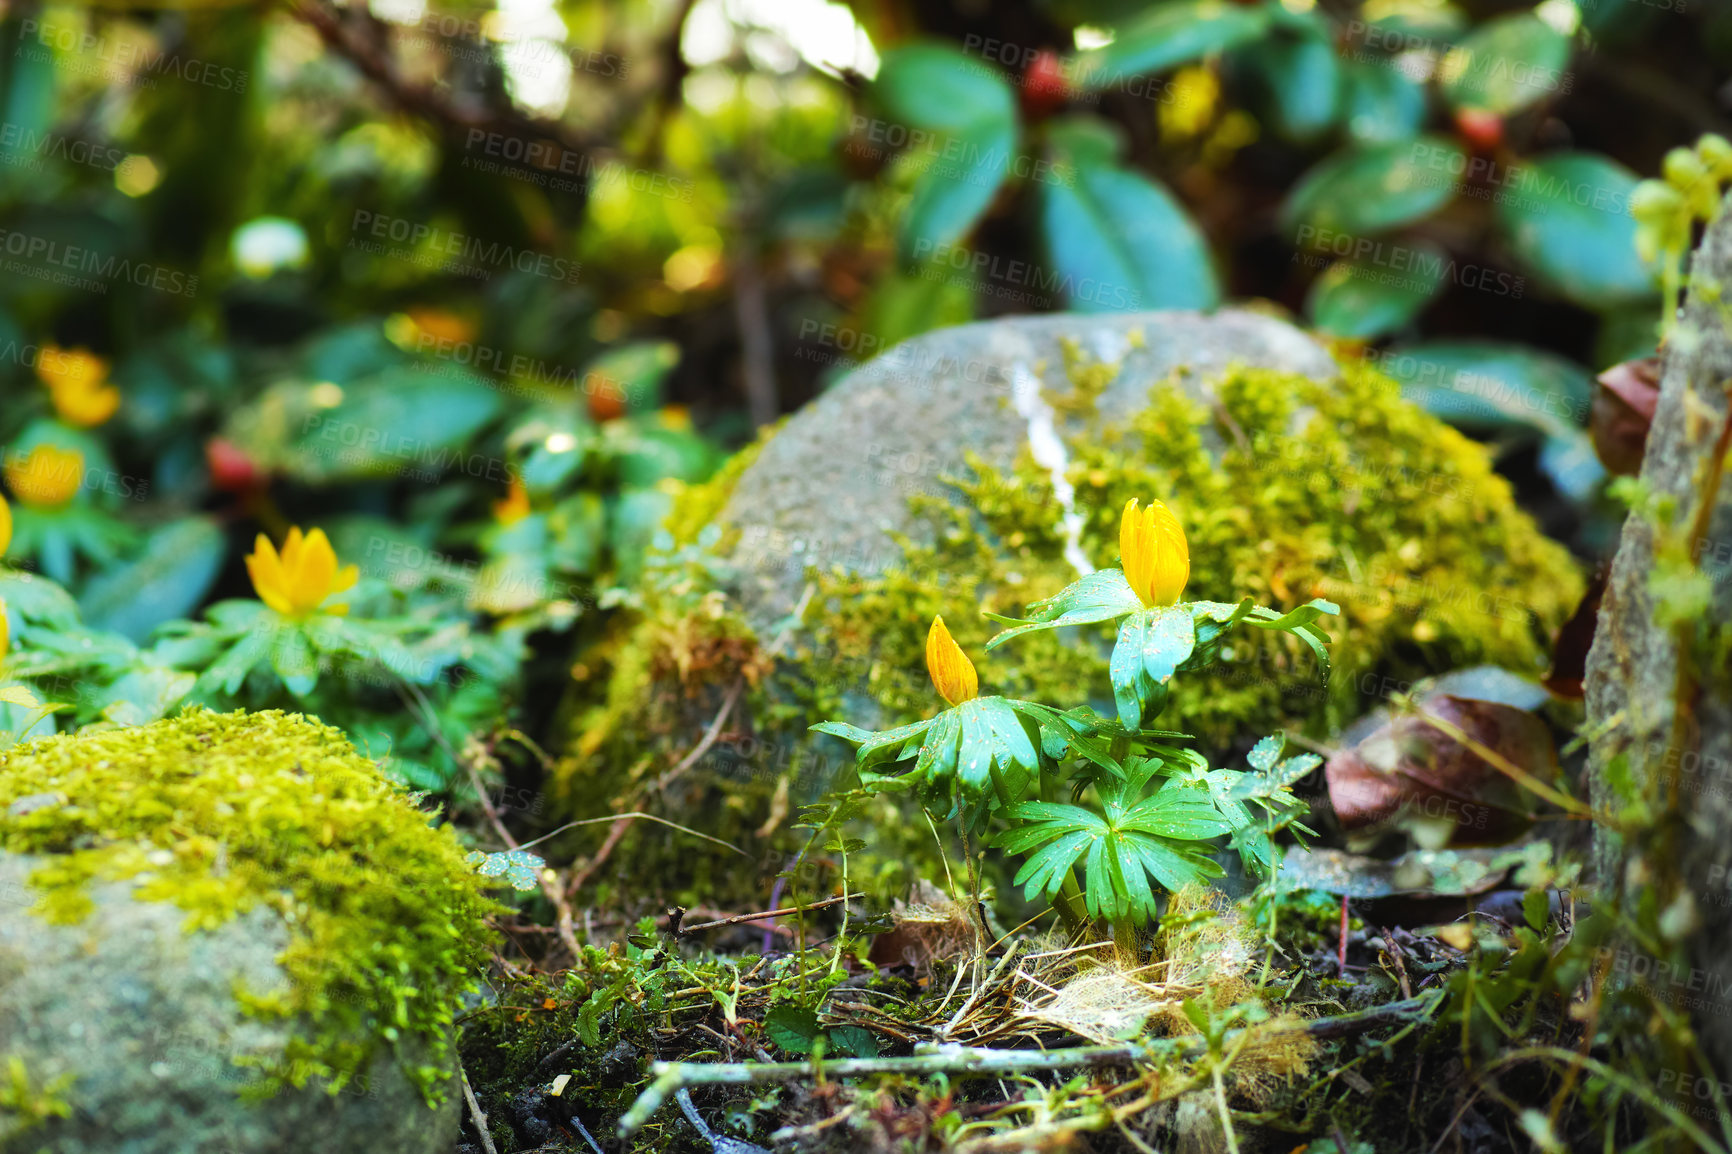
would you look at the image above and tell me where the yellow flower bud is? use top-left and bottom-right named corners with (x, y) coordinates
top-left (925, 615), bottom-right (978, 707)
top-left (245, 526), bottom-right (360, 619)
top-left (1119, 497), bottom-right (1190, 607)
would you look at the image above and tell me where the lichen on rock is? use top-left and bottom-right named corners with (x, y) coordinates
top-left (0, 708), bottom-right (499, 1108)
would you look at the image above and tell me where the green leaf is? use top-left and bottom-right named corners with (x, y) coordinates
top-left (1120, 789), bottom-right (1233, 840)
top-left (828, 1026), bottom-right (880, 1058)
top-left (79, 517), bottom-right (226, 643)
top-left (268, 623), bottom-right (319, 697)
top-left (899, 117), bottom-right (1019, 263)
top-left (1339, 59), bottom-right (1425, 144)
top-left (1243, 21), bottom-right (1340, 141)
top-left (1306, 247), bottom-right (1446, 340)
top-left (1039, 128), bottom-right (1218, 312)
top-left (1283, 138), bottom-right (1462, 236)
top-left (1110, 605), bottom-right (1196, 729)
top-left (765, 1004), bottom-right (823, 1055)
top-left (986, 567), bottom-right (1143, 648)
top-left (1497, 152), bottom-right (1655, 309)
top-left (1522, 889), bottom-right (1550, 932)
top-left (288, 368), bottom-right (502, 483)
top-left (1440, 13), bottom-right (1572, 116)
top-left (1380, 340), bottom-right (1604, 499)
top-left (876, 43), bottom-right (1017, 134)
top-left (468, 849), bottom-right (545, 891)
top-left (1074, 1), bottom-right (1271, 90)
top-left (1247, 735), bottom-right (1283, 773)
top-left (876, 44), bottom-right (1020, 264)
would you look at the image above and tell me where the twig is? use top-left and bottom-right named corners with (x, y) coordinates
top-left (617, 994), bottom-right (1441, 1138)
top-left (679, 893), bottom-right (863, 934)
top-left (461, 1063), bottom-right (500, 1154)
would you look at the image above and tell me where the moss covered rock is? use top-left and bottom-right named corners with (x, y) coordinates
top-left (558, 310), bottom-right (1581, 904)
top-left (0, 708), bottom-right (499, 1154)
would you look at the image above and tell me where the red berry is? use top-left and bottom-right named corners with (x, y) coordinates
top-left (1454, 107), bottom-right (1504, 153)
top-left (1020, 50), bottom-right (1070, 120)
top-left (206, 437), bottom-right (260, 492)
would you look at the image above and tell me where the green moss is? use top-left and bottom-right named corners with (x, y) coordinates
top-left (0, 708), bottom-right (501, 1103)
top-left (807, 359), bottom-right (1582, 749)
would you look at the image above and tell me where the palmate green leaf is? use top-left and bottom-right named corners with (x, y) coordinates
top-left (1121, 785), bottom-right (1232, 840)
top-left (1010, 827), bottom-right (1096, 903)
top-left (985, 567), bottom-right (1143, 648)
top-left (1110, 604), bottom-right (1196, 729)
top-left (812, 696), bottom-right (1043, 813)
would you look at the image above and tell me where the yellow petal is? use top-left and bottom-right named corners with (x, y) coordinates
top-left (331, 564), bottom-right (359, 595)
top-left (1120, 498), bottom-right (1190, 606)
top-left (0, 493), bottom-right (11, 558)
top-left (245, 534), bottom-right (293, 615)
top-left (296, 528), bottom-right (339, 608)
top-left (0, 596), bottom-right (8, 666)
top-left (925, 614), bottom-right (979, 707)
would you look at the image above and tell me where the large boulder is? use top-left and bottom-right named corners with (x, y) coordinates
top-left (558, 309), bottom-right (1581, 903)
top-left (0, 709), bottom-right (498, 1154)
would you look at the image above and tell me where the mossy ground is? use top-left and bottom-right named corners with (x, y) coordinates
top-left (0, 708), bottom-right (501, 1102)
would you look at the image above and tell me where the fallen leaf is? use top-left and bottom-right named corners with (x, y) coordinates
top-left (1324, 693), bottom-right (1558, 848)
top-left (1591, 356), bottom-right (1661, 476)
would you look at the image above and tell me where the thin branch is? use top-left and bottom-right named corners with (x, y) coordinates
top-left (617, 994), bottom-right (1441, 1138)
top-left (461, 1063), bottom-right (501, 1154)
top-left (677, 892), bottom-right (863, 934)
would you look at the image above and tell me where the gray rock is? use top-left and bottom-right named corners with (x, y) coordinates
top-left (722, 309), bottom-right (1338, 629)
top-left (0, 851), bottom-right (458, 1154)
top-left (1585, 194), bottom-right (1732, 1072)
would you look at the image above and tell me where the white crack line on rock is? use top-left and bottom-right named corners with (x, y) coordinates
top-left (1011, 361), bottom-right (1093, 577)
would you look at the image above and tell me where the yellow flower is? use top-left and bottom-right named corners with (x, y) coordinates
top-left (1120, 497), bottom-right (1189, 607)
top-left (37, 346), bottom-right (119, 428)
top-left (246, 527), bottom-right (359, 619)
top-left (4, 445), bottom-right (84, 509)
top-left (0, 492), bottom-right (10, 557)
top-left (405, 308), bottom-right (477, 346)
top-left (925, 614), bottom-right (979, 707)
top-left (493, 476), bottom-right (531, 525)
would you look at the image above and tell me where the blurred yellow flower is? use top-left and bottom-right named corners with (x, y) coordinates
top-left (246, 527), bottom-right (359, 619)
top-left (493, 476), bottom-right (531, 525)
top-left (5, 445), bottom-right (84, 509)
top-left (37, 346), bottom-right (119, 428)
top-left (925, 614), bottom-right (979, 707)
top-left (405, 308), bottom-right (477, 346)
top-left (1160, 65), bottom-right (1219, 143)
top-left (1120, 498), bottom-right (1189, 607)
top-left (0, 491), bottom-right (10, 557)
